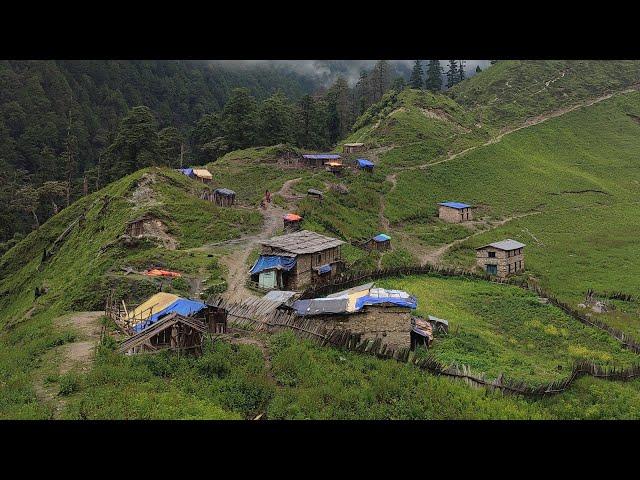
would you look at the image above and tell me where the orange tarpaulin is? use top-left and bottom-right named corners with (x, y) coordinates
top-left (145, 269), bottom-right (182, 278)
top-left (283, 213), bottom-right (302, 222)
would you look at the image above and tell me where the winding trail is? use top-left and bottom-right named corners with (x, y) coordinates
top-left (217, 178), bottom-right (302, 303)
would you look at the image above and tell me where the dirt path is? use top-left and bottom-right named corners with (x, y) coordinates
top-left (33, 310), bottom-right (104, 418)
top-left (420, 211), bottom-right (543, 266)
top-left (218, 178), bottom-right (302, 303)
top-left (407, 86), bottom-right (639, 172)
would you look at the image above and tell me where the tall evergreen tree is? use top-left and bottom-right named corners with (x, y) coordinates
top-left (370, 60), bottom-right (392, 103)
top-left (256, 92), bottom-right (295, 146)
top-left (446, 60), bottom-right (459, 88)
top-left (458, 60), bottom-right (466, 83)
top-left (222, 88), bottom-right (258, 150)
top-left (409, 60), bottom-right (424, 89)
top-left (425, 60), bottom-right (443, 92)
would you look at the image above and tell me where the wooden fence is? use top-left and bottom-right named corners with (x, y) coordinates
top-left (213, 294), bottom-right (640, 398)
top-left (299, 264), bottom-right (640, 355)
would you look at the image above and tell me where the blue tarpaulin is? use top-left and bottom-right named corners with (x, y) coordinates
top-left (438, 201), bottom-right (471, 209)
top-left (316, 264), bottom-right (331, 274)
top-left (355, 295), bottom-right (417, 310)
top-left (179, 168), bottom-right (194, 177)
top-left (357, 159), bottom-right (374, 168)
top-left (133, 298), bottom-right (207, 333)
top-left (373, 233), bottom-right (391, 242)
top-left (250, 255), bottom-right (296, 275)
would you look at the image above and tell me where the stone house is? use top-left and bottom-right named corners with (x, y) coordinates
top-left (438, 202), bottom-right (473, 223)
top-left (476, 239), bottom-right (525, 278)
top-left (301, 153), bottom-right (342, 168)
top-left (292, 283), bottom-right (417, 349)
top-left (250, 230), bottom-right (345, 291)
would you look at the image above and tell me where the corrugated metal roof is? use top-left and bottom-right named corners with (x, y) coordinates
top-left (373, 233), bottom-right (391, 242)
top-left (262, 290), bottom-right (299, 304)
top-left (477, 239), bottom-right (526, 251)
top-left (438, 201), bottom-right (471, 209)
top-left (307, 189), bottom-right (323, 196)
top-left (214, 188), bottom-right (236, 196)
top-left (293, 298), bottom-right (350, 316)
top-left (302, 154), bottom-right (341, 160)
top-left (344, 143), bottom-right (364, 147)
top-left (261, 230), bottom-right (344, 255)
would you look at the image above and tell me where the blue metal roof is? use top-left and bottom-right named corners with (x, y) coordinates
top-left (373, 233), bottom-right (391, 242)
top-left (249, 255), bottom-right (296, 275)
top-left (303, 154), bottom-right (341, 160)
top-left (357, 159), bottom-right (375, 168)
top-left (438, 201), bottom-right (471, 209)
top-left (133, 298), bottom-right (207, 333)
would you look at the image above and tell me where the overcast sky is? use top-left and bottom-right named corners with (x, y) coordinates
top-left (211, 60), bottom-right (491, 86)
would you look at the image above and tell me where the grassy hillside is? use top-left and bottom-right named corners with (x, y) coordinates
top-left (0, 167), bottom-right (260, 418)
top-left (449, 60), bottom-right (640, 128)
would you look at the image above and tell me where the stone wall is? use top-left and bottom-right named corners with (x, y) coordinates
top-left (476, 247), bottom-right (525, 278)
top-left (310, 306), bottom-right (412, 349)
top-left (438, 205), bottom-right (472, 223)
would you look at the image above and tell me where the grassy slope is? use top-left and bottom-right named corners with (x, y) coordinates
top-left (0, 167), bottom-right (260, 418)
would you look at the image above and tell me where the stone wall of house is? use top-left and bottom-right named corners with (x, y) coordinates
top-left (312, 306), bottom-right (412, 349)
top-left (476, 247), bottom-right (525, 278)
top-left (438, 205), bottom-right (472, 223)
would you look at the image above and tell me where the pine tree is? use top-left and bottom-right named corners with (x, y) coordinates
top-left (458, 60), bottom-right (466, 83)
top-left (425, 60), bottom-right (443, 92)
top-left (409, 60), bottom-right (424, 89)
top-left (446, 60), bottom-right (459, 88)
top-left (222, 88), bottom-right (258, 150)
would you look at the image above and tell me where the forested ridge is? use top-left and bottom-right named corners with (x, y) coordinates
top-left (0, 59), bottom-right (410, 245)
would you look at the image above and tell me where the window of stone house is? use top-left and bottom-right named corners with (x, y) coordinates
top-left (488, 251), bottom-right (496, 258)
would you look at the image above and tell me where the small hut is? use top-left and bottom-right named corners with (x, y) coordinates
top-left (283, 213), bottom-right (303, 233)
top-left (192, 169), bottom-right (213, 183)
top-left (343, 143), bottom-right (365, 154)
top-left (307, 188), bottom-right (323, 200)
top-left (301, 153), bottom-right (341, 168)
top-left (178, 168), bottom-right (196, 179)
top-left (410, 317), bottom-right (433, 351)
top-left (213, 188), bottom-right (236, 207)
top-left (118, 313), bottom-right (207, 356)
top-left (365, 233), bottom-right (391, 252)
top-left (325, 161), bottom-right (344, 175)
top-left (125, 216), bottom-right (146, 237)
top-left (357, 159), bottom-right (375, 172)
top-left (438, 202), bottom-right (472, 223)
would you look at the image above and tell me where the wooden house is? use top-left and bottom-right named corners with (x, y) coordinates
top-left (301, 153), bottom-right (341, 168)
top-left (250, 230), bottom-right (345, 291)
top-left (118, 313), bottom-right (207, 356)
top-left (438, 202), bottom-right (473, 223)
top-left (213, 188), bottom-right (236, 207)
top-left (476, 239), bottom-right (525, 278)
top-left (343, 143), bottom-right (365, 154)
top-left (192, 169), bottom-right (213, 183)
top-left (125, 216), bottom-right (147, 237)
top-left (283, 213), bottom-right (303, 233)
top-left (364, 233), bottom-right (391, 252)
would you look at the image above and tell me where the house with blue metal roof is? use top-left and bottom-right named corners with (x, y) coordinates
top-left (301, 153), bottom-right (342, 168)
top-left (438, 201), bottom-right (473, 223)
top-left (365, 233), bottom-right (391, 251)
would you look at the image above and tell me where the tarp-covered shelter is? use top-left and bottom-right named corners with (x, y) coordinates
top-left (365, 233), bottom-right (391, 251)
top-left (283, 213), bottom-right (303, 233)
top-left (192, 169), bottom-right (213, 183)
top-left (179, 168), bottom-right (195, 178)
top-left (250, 255), bottom-right (297, 290)
top-left (357, 159), bottom-right (375, 171)
top-left (307, 188), bottom-right (323, 199)
top-left (127, 292), bottom-right (208, 334)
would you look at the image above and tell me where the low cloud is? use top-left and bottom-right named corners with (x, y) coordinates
top-left (211, 60), bottom-right (491, 87)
